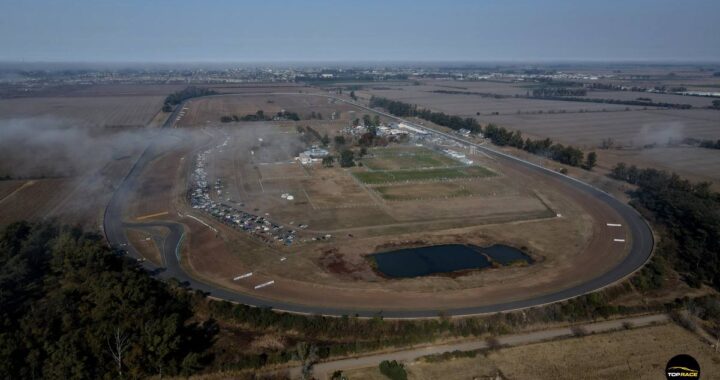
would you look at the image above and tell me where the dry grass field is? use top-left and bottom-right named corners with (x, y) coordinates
top-left (0, 95), bottom-right (165, 127)
top-left (177, 93), bottom-right (358, 128)
top-left (364, 86), bottom-right (645, 116)
top-left (0, 178), bottom-right (74, 225)
top-left (480, 108), bottom-right (720, 148)
top-left (343, 323), bottom-right (719, 380)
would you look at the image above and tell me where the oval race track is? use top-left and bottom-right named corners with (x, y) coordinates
top-left (103, 93), bottom-right (654, 318)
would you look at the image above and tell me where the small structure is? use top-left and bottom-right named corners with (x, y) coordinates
top-left (398, 123), bottom-right (429, 136)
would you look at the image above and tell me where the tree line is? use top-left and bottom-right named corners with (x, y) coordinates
top-left (0, 222), bottom-right (215, 379)
top-left (220, 110), bottom-right (301, 123)
top-left (163, 86), bottom-right (218, 111)
top-left (369, 96), bottom-right (481, 133)
top-left (483, 124), bottom-right (595, 169)
top-left (368, 96), bottom-right (593, 169)
top-left (532, 87), bottom-right (588, 97)
top-left (609, 163), bottom-right (720, 288)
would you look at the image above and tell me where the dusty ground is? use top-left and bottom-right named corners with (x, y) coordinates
top-left (342, 323), bottom-right (720, 380)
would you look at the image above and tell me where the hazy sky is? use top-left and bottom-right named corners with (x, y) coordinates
top-left (1, 0), bottom-right (719, 62)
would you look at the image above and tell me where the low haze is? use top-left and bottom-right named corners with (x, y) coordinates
top-left (2, 0), bottom-right (719, 62)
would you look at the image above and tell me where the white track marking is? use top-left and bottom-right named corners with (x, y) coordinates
top-left (607, 223), bottom-right (622, 227)
top-left (254, 280), bottom-right (275, 289)
top-left (613, 239), bottom-right (626, 242)
top-left (233, 272), bottom-right (253, 281)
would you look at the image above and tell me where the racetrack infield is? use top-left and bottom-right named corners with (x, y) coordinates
top-left (105, 92), bottom-right (653, 318)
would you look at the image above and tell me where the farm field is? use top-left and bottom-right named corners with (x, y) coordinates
top-left (0, 178), bottom-right (74, 226)
top-left (482, 108), bottom-right (720, 148)
top-left (597, 146), bottom-right (720, 185)
top-left (363, 86), bottom-right (650, 116)
top-left (176, 93), bottom-right (354, 127)
top-left (353, 165), bottom-right (495, 184)
top-left (0, 95), bottom-right (165, 127)
top-left (341, 323), bottom-right (718, 380)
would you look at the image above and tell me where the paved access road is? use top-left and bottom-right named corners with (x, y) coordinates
top-left (286, 313), bottom-right (669, 379)
top-left (103, 93), bottom-right (654, 318)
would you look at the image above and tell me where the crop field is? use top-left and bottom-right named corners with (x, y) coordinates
top-left (361, 147), bottom-right (459, 170)
top-left (177, 93), bottom-right (359, 127)
top-left (0, 178), bottom-right (74, 226)
top-left (598, 146), bottom-right (720, 185)
top-left (364, 87), bottom-right (649, 116)
top-left (483, 108), bottom-right (720, 148)
top-left (0, 95), bottom-right (165, 127)
top-left (353, 165), bottom-right (495, 184)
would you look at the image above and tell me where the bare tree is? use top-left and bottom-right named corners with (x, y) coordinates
top-left (108, 328), bottom-right (130, 377)
top-left (293, 342), bottom-right (319, 380)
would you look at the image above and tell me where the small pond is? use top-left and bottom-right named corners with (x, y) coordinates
top-left (370, 244), bottom-right (532, 278)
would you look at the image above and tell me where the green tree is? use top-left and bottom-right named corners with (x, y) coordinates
top-left (362, 114), bottom-right (372, 126)
top-left (584, 152), bottom-right (597, 170)
top-left (334, 135), bottom-right (346, 146)
top-left (322, 156), bottom-right (335, 167)
top-left (340, 150), bottom-right (355, 168)
top-left (379, 360), bottom-right (407, 380)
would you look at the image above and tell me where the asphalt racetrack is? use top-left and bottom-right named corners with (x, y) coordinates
top-left (103, 93), bottom-right (654, 318)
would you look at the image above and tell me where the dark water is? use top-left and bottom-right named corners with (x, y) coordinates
top-left (371, 244), bottom-right (531, 278)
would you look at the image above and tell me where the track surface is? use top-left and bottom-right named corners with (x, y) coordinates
top-left (103, 93), bottom-right (654, 318)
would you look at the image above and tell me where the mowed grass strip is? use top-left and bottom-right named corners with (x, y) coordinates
top-left (363, 147), bottom-right (459, 170)
top-left (353, 165), bottom-right (495, 184)
top-left (362, 153), bottom-right (457, 171)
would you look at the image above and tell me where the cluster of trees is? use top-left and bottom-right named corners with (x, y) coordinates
top-left (431, 89), bottom-right (508, 99)
top-left (340, 150), bottom-right (355, 167)
top-left (163, 86), bottom-right (217, 111)
top-left (0, 222), bottom-right (215, 379)
top-left (681, 137), bottom-right (720, 150)
top-left (483, 124), bottom-right (593, 169)
top-left (532, 87), bottom-right (587, 97)
top-left (220, 110), bottom-right (301, 123)
top-left (369, 96), bottom-right (483, 134)
top-left (610, 164), bottom-right (720, 288)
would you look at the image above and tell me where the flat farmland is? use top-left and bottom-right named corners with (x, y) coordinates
top-left (178, 94), bottom-right (358, 127)
top-left (353, 165), bottom-right (495, 184)
top-left (0, 178), bottom-right (74, 225)
top-left (584, 89), bottom-right (717, 108)
top-left (0, 95), bottom-right (165, 127)
top-left (482, 108), bottom-right (720, 148)
top-left (0, 180), bottom-right (26, 201)
top-left (598, 147), bottom-right (720, 185)
top-left (364, 87), bottom-right (647, 116)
